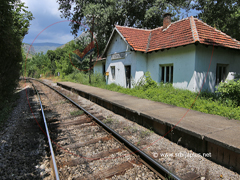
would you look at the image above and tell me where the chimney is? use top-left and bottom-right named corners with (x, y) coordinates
top-left (163, 13), bottom-right (172, 29)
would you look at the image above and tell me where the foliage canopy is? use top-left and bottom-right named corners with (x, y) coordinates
top-left (193, 0), bottom-right (240, 40)
top-left (57, 0), bottom-right (192, 54)
top-left (0, 0), bottom-right (33, 107)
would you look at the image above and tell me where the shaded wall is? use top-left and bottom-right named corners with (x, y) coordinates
top-left (195, 44), bottom-right (240, 92)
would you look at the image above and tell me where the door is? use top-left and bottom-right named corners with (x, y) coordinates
top-left (125, 65), bottom-right (131, 88)
top-left (102, 63), bottom-right (106, 75)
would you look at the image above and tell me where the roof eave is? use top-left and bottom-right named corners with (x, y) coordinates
top-left (101, 26), bottom-right (134, 58)
top-left (115, 27), bottom-right (134, 51)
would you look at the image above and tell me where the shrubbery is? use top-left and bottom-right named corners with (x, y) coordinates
top-left (76, 71), bottom-right (240, 120)
top-left (217, 79), bottom-right (240, 106)
top-left (64, 71), bottom-right (239, 120)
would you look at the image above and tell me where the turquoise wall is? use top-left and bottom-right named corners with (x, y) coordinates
top-left (195, 44), bottom-right (240, 92)
top-left (93, 60), bottom-right (105, 74)
top-left (147, 45), bottom-right (196, 91)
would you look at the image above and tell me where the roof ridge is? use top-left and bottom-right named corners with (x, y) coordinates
top-left (151, 16), bottom-right (191, 31)
top-left (146, 31), bottom-right (152, 52)
top-left (194, 18), bottom-right (240, 45)
top-left (115, 17), bottom-right (191, 32)
top-left (115, 25), bottom-right (151, 31)
top-left (189, 16), bottom-right (200, 42)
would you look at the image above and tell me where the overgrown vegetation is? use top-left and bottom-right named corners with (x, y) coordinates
top-left (0, 0), bottom-right (33, 124)
top-left (61, 72), bottom-right (240, 120)
top-left (102, 118), bottom-right (114, 124)
top-left (23, 36), bottom-right (91, 79)
top-left (216, 79), bottom-right (240, 106)
top-left (70, 110), bottom-right (84, 116)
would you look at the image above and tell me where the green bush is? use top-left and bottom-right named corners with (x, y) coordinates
top-left (132, 71), bottom-right (157, 90)
top-left (217, 80), bottom-right (240, 106)
top-left (143, 72), bottom-right (158, 91)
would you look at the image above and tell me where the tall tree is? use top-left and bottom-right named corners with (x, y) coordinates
top-left (57, 0), bottom-right (191, 55)
top-left (193, 0), bottom-right (240, 40)
top-left (0, 0), bottom-right (33, 107)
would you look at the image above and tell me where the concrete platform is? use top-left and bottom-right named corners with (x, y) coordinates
top-left (57, 81), bottom-right (240, 173)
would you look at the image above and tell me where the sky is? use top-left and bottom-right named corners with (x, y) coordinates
top-left (22, 0), bottom-right (199, 45)
top-left (22, 0), bottom-right (83, 44)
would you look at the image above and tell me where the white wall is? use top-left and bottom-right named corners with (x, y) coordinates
top-left (134, 52), bottom-right (147, 84)
top-left (105, 32), bottom-right (147, 87)
top-left (148, 45), bottom-right (196, 91)
top-left (195, 44), bottom-right (240, 92)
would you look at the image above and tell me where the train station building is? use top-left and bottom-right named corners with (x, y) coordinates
top-left (94, 14), bottom-right (240, 92)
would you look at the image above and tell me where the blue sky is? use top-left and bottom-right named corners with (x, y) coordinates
top-left (22, 0), bottom-right (83, 44)
top-left (22, 0), bottom-right (199, 44)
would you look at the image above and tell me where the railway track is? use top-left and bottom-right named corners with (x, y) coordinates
top-left (29, 78), bottom-right (181, 180)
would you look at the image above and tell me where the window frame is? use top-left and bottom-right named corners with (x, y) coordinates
top-left (160, 64), bottom-right (173, 83)
top-left (216, 64), bottom-right (228, 85)
top-left (111, 66), bottom-right (115, 80)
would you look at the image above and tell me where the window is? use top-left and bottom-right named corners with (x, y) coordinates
top-left (160, 64), bottom-right (173, 83)
top-left (216, 64), bottom-right (228, 85)
top-left (111, 66), bottom-right (115, 80)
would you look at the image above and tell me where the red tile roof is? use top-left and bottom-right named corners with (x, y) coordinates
top-left (115, 16), bottom-right (240, 53)
top-left (115, 26), bottom-right (151, 52)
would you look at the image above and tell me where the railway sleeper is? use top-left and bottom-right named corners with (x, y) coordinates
top-left (52, 123), bottom-right (96, 132)
top-left (62, 136), bottom-right (112, 149)
top-left (59, 148), bottom-right (123, 168)
top-left (77, 161), bottom-right (134, 180)
top-left (50, 118), bottom-right (91, 127)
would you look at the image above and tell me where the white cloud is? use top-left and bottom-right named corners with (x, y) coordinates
top-left (22, 0), bottom-right (82, 44)
top-left (22, 0), bottom-right (61, 18)
top-left (35, 32), bottom-right (75, 44)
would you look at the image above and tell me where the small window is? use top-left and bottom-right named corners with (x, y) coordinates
top-left (216, 64), bottom-right (228, 85)
top-left (111, 66), bottom-right (115, 80)
top-left (160, 64), bottom-right (173, 83)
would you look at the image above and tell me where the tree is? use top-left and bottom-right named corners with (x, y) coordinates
top-left (47, 50), bottom-right (57, 74)
top-left (193, 0), bottom-right (240, 40)
top-left (57, 0), bottom-right (191, 55)
top-left (0, 0), bottom-right (33, 108)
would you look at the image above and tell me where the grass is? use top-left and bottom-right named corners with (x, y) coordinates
top-left (140, 130), bottom-right (152, 138)
top-left (42, 71), bottom-right (240, 120)
top-left (70, 110), bottom-right (84, 116)
top-left (103, 118), bottom-right (114, 124)
top-left (59, 100), bottom-right (69, 104)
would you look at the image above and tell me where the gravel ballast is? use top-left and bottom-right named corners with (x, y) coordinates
top-left (1, 79), bottom-right (240, 180)
top-left (46, 79), bottom-right (240, 180)
top-left (0, 81), bottom-right (53, 180)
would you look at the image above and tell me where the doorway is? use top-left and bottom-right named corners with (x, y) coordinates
top-left (102, 63), bottom-right (106, 75)
top-left (125, 65), bottom-right (131, 88)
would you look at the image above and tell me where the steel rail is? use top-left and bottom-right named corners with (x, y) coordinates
top-left (31, 81), bottom-right (60, 180)
top-left (32, 78), bottom-right (181, 180)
